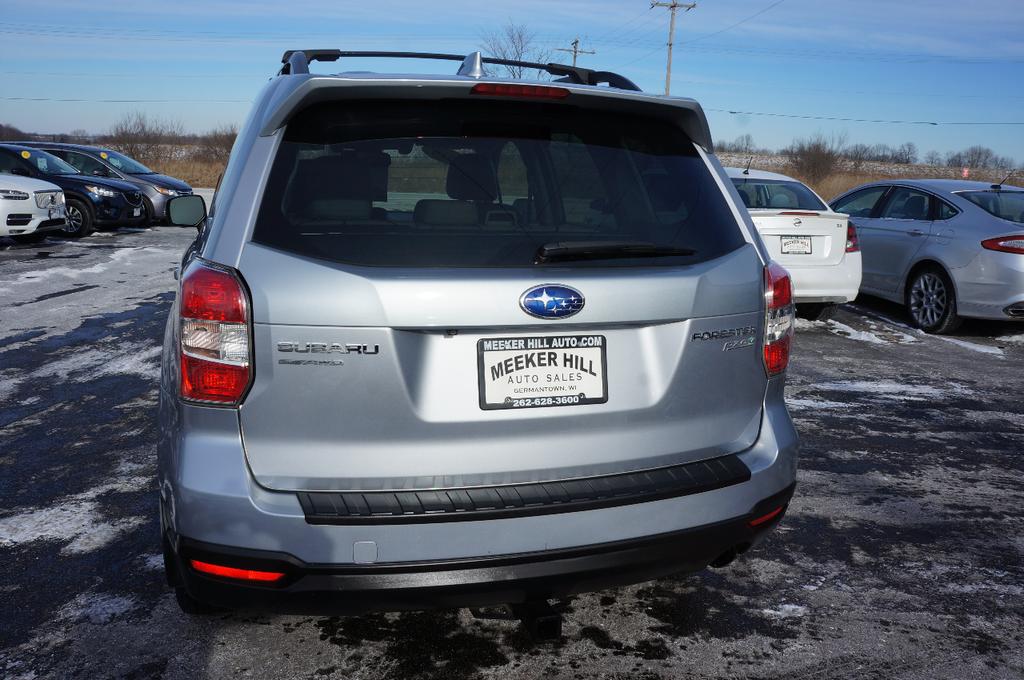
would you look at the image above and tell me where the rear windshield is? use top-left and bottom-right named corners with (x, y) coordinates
top-left (731, 178), bottom-right (827, 211)
top-left (252, 100), bottom-right (744, 267)
top-left (957, 190), bottom-right (1024, 224)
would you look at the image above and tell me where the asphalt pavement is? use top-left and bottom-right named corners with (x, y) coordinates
top-left (1, 224), bottom-right (1022, 679)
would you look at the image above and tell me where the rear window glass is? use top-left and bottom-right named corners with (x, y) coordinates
top-left (731, 178), bottom-right (827, 211)
top-left (957, 190), bottom-right (1024, 224)
top-left (252, 100), bottom-right (744, 267)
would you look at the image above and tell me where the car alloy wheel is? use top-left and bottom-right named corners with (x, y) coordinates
top-left (909, 272), bottom-right (947, 328)
top-left (66, 204), bottom-right (84, 233)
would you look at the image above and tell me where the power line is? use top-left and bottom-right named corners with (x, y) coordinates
top-left (650, 0), bottom-right (697, 95)
top-left (680, 0), bottom-right (786, 45)
top-left (706, 108), bottom-right (1024, 126)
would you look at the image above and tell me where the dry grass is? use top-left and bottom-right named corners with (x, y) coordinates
top-left (798, 168), bottom-right (1010, 202)
top-left (146, 159), bottom-right (225, 189)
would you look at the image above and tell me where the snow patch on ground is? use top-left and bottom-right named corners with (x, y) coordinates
top-left (1000, 333), bottom-right (1024, 344)
top-left (30, 343), bottom-right (160, 384)
top-left (816, 380), bottom-right (972, 401)
top-left (9, 247), bottom-right (164, 286)
top-left (825, 320), bottom-right (888, 345)
top-left (59, 592), bottom-right (138, 624)
top-left (786, 398), bottom-right (852, 410)
top-left (933, 336), bottom-right (1004, 357)
top-left (0, 374), bottom-right (23, 403)
top-left (761, 604), bottom-right (808, 619)
top-left (0, 449), bottom-right (151, 554)
top-left (140, 553), bottom-right (165, 571)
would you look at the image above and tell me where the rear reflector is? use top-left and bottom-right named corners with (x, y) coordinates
top-left (846, 222), bottom-right (860, 253)
top-left (190, 559), bottom-right (285, 583)
top-left (179, 260), bottom-right (252, 405)
top-left (763, 262), bottom-right (794, 377)
top-left (470, 83), bottom-right (569, 100)
top-left (981, 235), bottom-right (1024, 255)
top-left (749, 506), bottom-right (785, 528)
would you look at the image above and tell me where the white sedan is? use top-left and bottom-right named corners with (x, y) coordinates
top-left (727, 167), bottom-right (862, 320)
top-left (0, 172), bottom-right (67, 243)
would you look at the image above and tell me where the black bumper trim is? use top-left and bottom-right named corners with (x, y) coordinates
top-left (171, 482), bottom-right (794, 614)
top-left (297, 454), bottom-right (752, 525)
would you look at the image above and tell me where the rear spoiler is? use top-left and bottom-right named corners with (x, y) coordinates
top-left (258, 60), bottom-right (714, 152)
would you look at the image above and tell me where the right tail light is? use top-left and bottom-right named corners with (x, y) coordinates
top-left (763, 262), bottom-right (794, 377)
top-left (846, 222), bottom-right (860, 253)
top-left (179, 260), bottom-right (252, 405)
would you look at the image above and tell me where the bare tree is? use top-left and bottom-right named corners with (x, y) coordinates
top-left (480, 21), bottom-right (553, 79)
top-left (196, 123), bottom-right (238, 162)
top-left (783, 134), bottom-right (846, 184)
top-left (923, 150), bottom-right (943, 166)
top-left (106, 111), bottom-right (185, 165)
top-left (0, 123), bottom-right (26, 141)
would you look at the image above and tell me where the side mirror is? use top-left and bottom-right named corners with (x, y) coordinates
top-left (11, 167), bottom-right (30, 177)
top-left (92, 167), bottom-right (110, 177)
top-left (168, 194), bottom-right (207, 229)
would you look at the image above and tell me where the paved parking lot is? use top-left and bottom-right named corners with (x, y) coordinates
top-left (1, 226), bottom-right (1023, 679)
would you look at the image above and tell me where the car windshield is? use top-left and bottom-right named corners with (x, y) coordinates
top-left (731, 178), bottom-right (828, 211)
top-left (100, 149), bottom-right (153, 174)
top-left (957, 190), bottom-right (1024, 224)
top-left (23, 149), bottom-right (81, 175)
top-left (253, 99), bottom-right (744, 268)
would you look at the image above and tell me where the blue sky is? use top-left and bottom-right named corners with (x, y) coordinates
top-left (1, 0), bottom-right (1022, 162)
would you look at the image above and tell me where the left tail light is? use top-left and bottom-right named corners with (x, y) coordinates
top-left (763, 262), bottom-right (794, 377)
top-left (179, 260), bottom-right (252, 405)
top-left (845, 222), bottom-right (860, 253)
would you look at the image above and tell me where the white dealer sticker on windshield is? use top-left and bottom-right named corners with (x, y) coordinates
top-left (477, 335), bottom-right (608, 410)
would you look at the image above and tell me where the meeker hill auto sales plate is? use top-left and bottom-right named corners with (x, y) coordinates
top-left (477, 335), bottom-right (608, 410)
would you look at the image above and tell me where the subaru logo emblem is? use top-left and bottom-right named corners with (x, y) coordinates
top-left (519, 284), bottom-right (585, 319)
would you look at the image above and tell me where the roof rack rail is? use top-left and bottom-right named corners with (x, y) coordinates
top-left (279, 50), bottom-right (641, 91)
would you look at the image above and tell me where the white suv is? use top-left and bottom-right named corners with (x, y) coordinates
top-left (0, 173), bottom-right (67, 243)
top-left (728, 167), bottom-right (861, 320)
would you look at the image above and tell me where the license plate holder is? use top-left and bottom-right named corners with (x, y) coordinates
top-left (781, 235), bottom-right (812, 254)
top-left (477, 335), bottom-right (608, 410)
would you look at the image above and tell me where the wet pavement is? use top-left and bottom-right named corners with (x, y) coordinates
top-left (1, 226), bottom-right (1022, 679)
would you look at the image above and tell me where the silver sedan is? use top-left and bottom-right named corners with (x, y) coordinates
top-left (830, 179), bottom-right (1024, 333)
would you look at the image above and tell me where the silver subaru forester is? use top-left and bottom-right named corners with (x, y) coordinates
top-left (158, 49), bottom-right (799, 618)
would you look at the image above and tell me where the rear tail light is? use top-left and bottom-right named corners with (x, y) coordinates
top-left (845, 222), bottom-right (860, 253)
top-left (189, 559), bottom-right (284, 583)
top-left (981, 235), bottom-right (1024, 255)
top-left (470, 83), bottom-right (570, 100)
top-left (179, 260), bottom-right (252, 405)
top-left (763, 262), bottom-right (794, 377)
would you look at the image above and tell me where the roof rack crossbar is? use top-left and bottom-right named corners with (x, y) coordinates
top-left (278, 50), bottom-right (641, 91)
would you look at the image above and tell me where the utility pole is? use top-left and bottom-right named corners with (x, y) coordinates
top-left (650, 0), bottom-right (696, 95)
top-left (555, 36), bottom-right (595, 67)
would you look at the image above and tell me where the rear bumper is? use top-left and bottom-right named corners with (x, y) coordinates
top-left (954, 249), bottom-right (1024, 321)
top-left (789, 251), bottom-right (862, 303)
top-left (158, 376), bottom-right (798, 610)
top-left (168, 483), bottom-right (794, 614)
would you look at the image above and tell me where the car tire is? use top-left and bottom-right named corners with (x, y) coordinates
top-left (906, 266), bottom-right (963, 334)
top-left (65, 199), bottom-right (95, 238)
top-left (11, 232), bottom-right (47, 244)
top-left (797, 303), bottom-right (837, 322)
top-left (142, 196), bottom-right (157, 227)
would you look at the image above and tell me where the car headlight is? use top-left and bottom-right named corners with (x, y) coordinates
top-left (85, 185), bottom-right (118, 198)
top-left (154, 186), bottom-right (180, 197)
top-left (0, 189), bottom-right (30, 200)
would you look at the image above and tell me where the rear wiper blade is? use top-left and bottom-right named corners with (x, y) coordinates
top-left (534, 240), bottom-right (696, 264)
